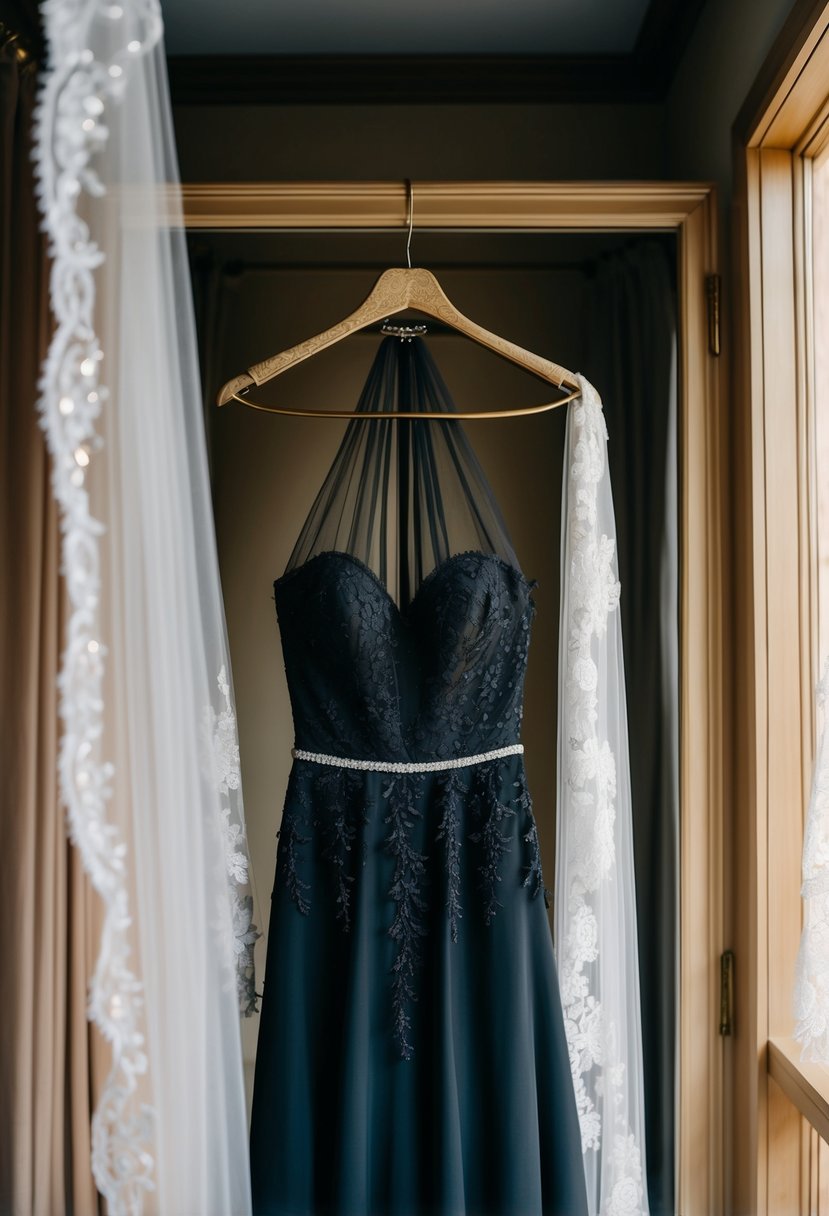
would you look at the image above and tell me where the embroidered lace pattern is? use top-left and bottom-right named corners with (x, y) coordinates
top-left (273, 548), bottom-right (546, 1059)
top-left (32, 3), bottom-right (164, 1207)
top-left (34, 3), bottom-right (258, 1207)
top-left (794, 657), bottom-right (829, 1060)
top-left (516, 769), bottom-right (547, 905)
top-left (435, 769), bottom-right (465, 943)
top-left (275, 752), bottom-right (542, 1059)
top-left (557, 376), bottom-right (646, 1212)
top-left (382, 773), bottom-right (430, 1060)
top-left (277, 771), bottom-right (313, 918)
top-left (314, 767), bottom-right (365, 932)
top-left (469, 762), bottom-right (518, 926)
top-left (205, 667), bottom-right (261, 1017)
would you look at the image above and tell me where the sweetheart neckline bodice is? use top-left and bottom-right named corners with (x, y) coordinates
top-left (273, 547), bottom-right (536, 763)
top-left (274, 548), bottom-right (536, 618)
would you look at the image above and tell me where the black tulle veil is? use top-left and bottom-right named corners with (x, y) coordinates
top-left (284, 336), bottom-right (520, 610)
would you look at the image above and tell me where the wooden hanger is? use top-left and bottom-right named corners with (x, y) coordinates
top-left (215, 183), bottom-right (581, 420)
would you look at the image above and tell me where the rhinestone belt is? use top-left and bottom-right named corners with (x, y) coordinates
top-left (291, 743), bottom-right (524, 774)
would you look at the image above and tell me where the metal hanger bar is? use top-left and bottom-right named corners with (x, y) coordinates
top-left (229, 386), bottom-right (581, 419)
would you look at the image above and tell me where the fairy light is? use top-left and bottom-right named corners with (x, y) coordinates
top-left (59, 396), bottom-right (74, 415)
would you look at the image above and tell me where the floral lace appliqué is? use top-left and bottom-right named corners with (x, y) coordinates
top-left (382, 773), bottom-right (430, 1061)
top-left (435, 769), bottom-right (465, 943)
top-left (208, 666), bottom-right (260, 1017)
top-left (313, 768), bottom-right (363, 933)
top-left (515, 770), bottom-right (545, 902)
top-left (468, 762), bottom-right (517, 926)
top-left (557, 377), bottom-right (646, 1212)
top-left (277, 774), bottom-right (312, 918)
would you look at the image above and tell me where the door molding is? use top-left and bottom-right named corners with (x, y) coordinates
top-left (178, 179), bottom-right (714, 231)
top-left (180, 180), bottom-right (726, 1215)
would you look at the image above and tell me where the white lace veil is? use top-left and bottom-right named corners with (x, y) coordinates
top-left (556, 375), bottom-right (649, 1215)
top-left (33, 1), bottom-right (256, 1211)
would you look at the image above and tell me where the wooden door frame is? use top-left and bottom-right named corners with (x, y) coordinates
top-left (730, 2), bottom-right (829, 1211)
top-left (180, 180), bottom-right (727, 1215)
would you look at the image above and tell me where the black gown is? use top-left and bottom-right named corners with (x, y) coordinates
top-left (249, 338), bottom-right (588, 1216)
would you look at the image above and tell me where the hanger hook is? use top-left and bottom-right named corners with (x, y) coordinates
top-left (405, 179), bottom-right (414, 270)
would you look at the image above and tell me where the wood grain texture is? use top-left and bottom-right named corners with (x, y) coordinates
top-left (677, 191), bottom-right (727, 1216)
top-left (178, 181), bottom-right (715, 232)
top-left (731, 144), bottom-right (767, 1216)
top-left (769, 1039), bottom-right (829, 1147)
top-left (735, 0), bottom-right (829, 148)
top-left (731, 9), bottom-right (829, 1202)
top-left (228, 268), bottom-right (577, 406)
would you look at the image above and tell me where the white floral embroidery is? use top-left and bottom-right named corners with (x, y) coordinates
top-left (32, 2), bottom-right (164, 1210)
top-left (558, 375), bottom-right (647, 1213)
top-left (795, 657), bottom-right (829, 1060)
top-left (605, 1134), bottom-right (645, 1216)
top-left (214, 667), bottom-right (243, 790)
top-left (205, 666), bottom-right (260, 1017)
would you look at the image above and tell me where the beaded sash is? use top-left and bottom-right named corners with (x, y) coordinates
top-left (291, 742), bottom-right (524, 774)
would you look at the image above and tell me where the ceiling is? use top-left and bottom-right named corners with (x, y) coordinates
top-left (162, 0), bottom-right (653, 57)
top-left (164, 0), bottom-right (706, 105)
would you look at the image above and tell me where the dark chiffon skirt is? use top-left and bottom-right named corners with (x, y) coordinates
top-left (249, 756), bottom-right (589, 1216)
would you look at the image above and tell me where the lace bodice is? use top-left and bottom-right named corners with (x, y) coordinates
top-left (274, 549), bottom-right (536, 762)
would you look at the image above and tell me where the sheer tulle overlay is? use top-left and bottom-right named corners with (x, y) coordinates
top-left (33, 4), bottom-right (255, 1212)
top-left (285, 337), bottom-right (518, 609)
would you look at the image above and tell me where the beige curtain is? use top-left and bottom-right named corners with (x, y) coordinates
top-left (0, 23), bottom-right (103, 1216)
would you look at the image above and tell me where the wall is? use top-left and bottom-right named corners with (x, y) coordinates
top-left (172, 0), bottom-right (799, 205)
top-left (666, 0), bottom-right (797, 208)
top-left (172, 101), bottom-right (666, 182)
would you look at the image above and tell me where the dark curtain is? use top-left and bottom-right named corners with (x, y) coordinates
top-left (0, 13), bottom-right (103, 1214)
top-left (585, 239), bottom-right (679, 1216)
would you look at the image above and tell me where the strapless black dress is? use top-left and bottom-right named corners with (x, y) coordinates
top-left (249, 546), bottom-right (588, 1216)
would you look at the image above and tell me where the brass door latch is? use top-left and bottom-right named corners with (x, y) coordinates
top-left (720, 949), bottom-right (734, 1036)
